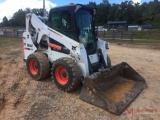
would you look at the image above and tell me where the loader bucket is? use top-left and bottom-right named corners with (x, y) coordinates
top-left (80, 62), bottom-right (146, 115)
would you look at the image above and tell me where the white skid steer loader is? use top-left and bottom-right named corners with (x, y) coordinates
top-left (22, 4), bottom-right (146, 114)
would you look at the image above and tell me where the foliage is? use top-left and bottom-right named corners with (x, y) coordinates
top-left (0, 16), bottom-right (9, 27)
top-left (0, 0), bottom-right (160, 28)
top-left (9, 9), bottom-right (26, 27)
top-left (0, 8), bottom-right (45, 27)
top-left (86, 0), bottom-right (160, 28)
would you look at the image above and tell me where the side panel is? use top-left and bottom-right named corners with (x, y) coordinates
top-left (22, 32), bottom-right (37, 60)
top-left (75, 44), bottom-right (89, 77)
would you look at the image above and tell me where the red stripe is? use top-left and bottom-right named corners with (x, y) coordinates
top-left (48, 28), bottom-right (62, 37)
top-left (24, 48), bottom-right (30, 50)
top-left (52, 31), bottom-right (62, 37)
top-left (48, 43), bottom-right (62, 50)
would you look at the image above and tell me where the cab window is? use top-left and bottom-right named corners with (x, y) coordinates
top-left (51, 12), bottom-right (61, 30)
top-left (50, 11), bottom-right (76, 40)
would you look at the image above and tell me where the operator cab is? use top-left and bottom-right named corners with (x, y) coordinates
top-left (48, 4), bottom-right (97, 55)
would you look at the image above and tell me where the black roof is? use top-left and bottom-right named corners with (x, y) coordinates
top-left (140, 24), bottom-right (152, 29)
top-left (107, 21), bottom-right (127, 25)
top-left (50, 4), bottom-right (94, 13)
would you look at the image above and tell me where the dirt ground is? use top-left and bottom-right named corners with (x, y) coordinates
top-left (0, 38), bottom-right (160, 120)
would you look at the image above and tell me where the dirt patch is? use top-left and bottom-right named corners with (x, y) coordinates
top-left (105, 79), bottom-right (135, 104)
top-left (0, 39), bottom-right (160, 120)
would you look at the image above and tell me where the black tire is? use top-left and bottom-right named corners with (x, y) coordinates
top-left (51, 57), bottom-right (81, 92)
top-left (26, 52), bottom-right (50, 80)
top-left (107, 55), bottom-right (111, 68)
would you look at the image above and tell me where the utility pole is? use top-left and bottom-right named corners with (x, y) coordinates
top-left (43, 0), bottom-right (45, 16)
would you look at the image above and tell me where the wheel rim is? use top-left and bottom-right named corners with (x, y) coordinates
top-left (29, 59), bottom-right (38, 75)
top-left (55, 66), bottom-right (69, 85)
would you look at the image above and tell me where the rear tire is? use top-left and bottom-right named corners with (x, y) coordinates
top-left (107, 55), bottom-right (111, 68)
top-left (51, 57), bottom-right (81, 92)
top-left (26, 52), bottom-right (50, 80)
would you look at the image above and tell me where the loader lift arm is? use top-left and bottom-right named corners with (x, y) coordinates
top-left (25, 13), bottom-right (80, 53)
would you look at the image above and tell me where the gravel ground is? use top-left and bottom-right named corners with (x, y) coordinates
top-left (0, 39), bottom-right (160, 120)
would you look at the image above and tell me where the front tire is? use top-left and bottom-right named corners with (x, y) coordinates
top-left (51, 58), bottom-right (81, 92)
top-left (26, 52), bottom-right (50, 80)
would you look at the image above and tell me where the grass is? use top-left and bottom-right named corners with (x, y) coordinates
top-left (132, 39), bottom-right (160, 45)
top-left (107, 39), bottom-right (160, 45)
top-left (98, 29), bottom-right (160, 46)
top-left (133, 29), bottom-right (160, 40)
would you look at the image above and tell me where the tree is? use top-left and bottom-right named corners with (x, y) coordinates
top-left (103, 0), bottom-right (109, 4)
top-left (1, 1), bottom-right (160, 28)
top-left (0, 16), bottom-right (9, 27)
top-left (3, 16), bottom-right (9, 26)
top-left (96, 2), bottom-right (111, 25)
top-left (9, 8), bottom-right (47, 27)
top-left (86, 2), bottom-right (97, 8)
top-left (10, 9), bottom-right (26, 27)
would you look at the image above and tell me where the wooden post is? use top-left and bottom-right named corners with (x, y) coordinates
top-left (113, 25), bottom-right (116, 41)
top-left (121, 29), bottom-right (123, 41)
top-left (14, 29), bottom-right (16, 37)
top-left (4, 29), bottom-right (6, 37)
top-left (112, 25), bottom-right (114, 41)
top-left (131, 32), bottom-right (133, 42)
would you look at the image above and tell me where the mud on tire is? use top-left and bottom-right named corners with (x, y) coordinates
top-left (26, 52), bottom-right (50, 80)
top-left (51, 57), bottom-right (81, 92)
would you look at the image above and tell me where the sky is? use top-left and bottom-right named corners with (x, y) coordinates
top-left (0, 0), bottom-right (152, 22)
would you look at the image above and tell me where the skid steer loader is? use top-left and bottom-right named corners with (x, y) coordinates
top-left (22, 4), bottom-right (146, 114)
